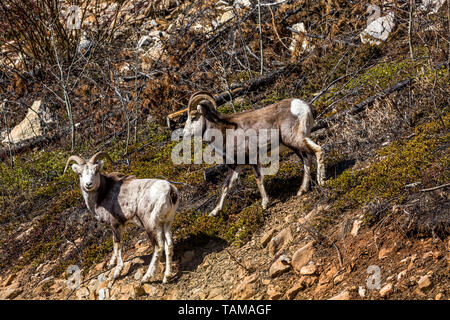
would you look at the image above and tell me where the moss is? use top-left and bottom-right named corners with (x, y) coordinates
top-left (228, 70), bottom-right (259, 84)
top-left (347, 60), bottom-right (416, 91)
top-left (260, 91), bottom-right (289, 105)
top-left (328, 113), bottom-right (449, 213)
top-left (224, 204), bottom-right (263, 247)
top-left (79, 238), bottom-right (113, 275)
top-left (172, 200), bottom-right (263, 248)
top-left (217, 98), bottom-right (253, 114)
top-left (18, 238), bottom-right (63, 270)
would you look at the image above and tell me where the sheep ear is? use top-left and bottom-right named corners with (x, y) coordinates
top-left (72, 164), bottom-right (83, 175)
top-left (96, 160), bottom-right (104, 172)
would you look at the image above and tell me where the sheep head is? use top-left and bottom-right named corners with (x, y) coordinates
top-left (64, 152), bottom-right (113, 192)
top-left (183, 91), bottom-right (216, 137)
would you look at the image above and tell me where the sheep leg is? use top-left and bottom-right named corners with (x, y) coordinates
top-left (162, 222), bottom-right (174, 284)
top-left (304, 137), bottom-right (325, 186)
top-left (142, 227), bottom-right (164, 283)
top-left (111, 226), bottom-right (124, 280)
top-left (297, 152), bottom-right (312, 196)
top-left (209, 166), bottom-right (241, 217)
top-left (251, 165), bottom-right (269, 209)
top-left (107, 235), bottom-right (118, 269)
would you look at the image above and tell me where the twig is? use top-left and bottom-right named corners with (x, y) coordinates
top-left (225, 248), bottom-right (251, 274)
top-left (332, 241), bottom-right (343, 267)
top-left (312, 78), bottom-right (412, 132)
top-left (260, 0), bottom-right (289, 6)
top-left (419, 183), bottom-right (450, 192)
top-left (408, 0), bottom-right (415, 61)
top-left (268, 5), bottom-right (290, 51)
top-left (257, 0), bottom-right (264, 74)
top-left (287, 27), bottom-right (357, 46)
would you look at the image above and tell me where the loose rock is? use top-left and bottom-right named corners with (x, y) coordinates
top-left (379, 283), bottom-right (393, 298)
top-left (417, 275), bottom-right (433, 292)
top-left (292, 242), bottom-right (315, 271)
top-left (328, 290), bottom-right (350, 300)
top-left (269, 258), bottom-right (292, 278)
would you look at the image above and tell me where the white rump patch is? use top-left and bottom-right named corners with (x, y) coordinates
top-left (290, 99), bottom-right (310, 117)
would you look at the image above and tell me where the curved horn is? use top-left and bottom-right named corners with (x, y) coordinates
top-left (88, 151), bottom-right (113, 165)
top-left (64, 155), bottom-right (86, 174)
top-left (187, 91), bottom-right (217, 115)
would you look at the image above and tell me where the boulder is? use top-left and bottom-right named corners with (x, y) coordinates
top-left (268, 227), bottom-right (293, 256)
top-left (98, 287), bottom-right (110, 300)
top-left (417, 275), bottom-right (433, 291)
top-left (234, 0), bottom-right (252, 9)
top-left (134, 269), bottom-right (144, 281)
top-left (358, 286), bottom-right (366, 298)
top-left (2, 100), bottom-right (53, 144)
top-left (360, 11), bottom-right (395, 45)
top-left (289, 22), bottom-right (313, 60)
top-left (292, 242), bottom-right (315, 272)
top-left (137, 31), bottom-right (168, 61)
top-left (269, 258), bottom-right (291, 278)
top-left (299, 263), bottom-right (317, 276)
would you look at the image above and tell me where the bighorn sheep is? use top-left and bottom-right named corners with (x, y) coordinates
top-left (64, 152), bottom-right (179, 284)
top-left (183, 92), bottom-right (325, 217)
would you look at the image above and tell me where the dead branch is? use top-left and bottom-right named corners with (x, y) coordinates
top-left (312, 78), bottom-right (412, 132)
top-left (419, 183), bottom-right (450, 192)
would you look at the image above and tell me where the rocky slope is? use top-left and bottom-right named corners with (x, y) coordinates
top-left (0, 0), bottom-right (449, 300)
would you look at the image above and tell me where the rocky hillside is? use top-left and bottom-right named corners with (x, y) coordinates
top-left (0, 0), bottom-right (448, 300)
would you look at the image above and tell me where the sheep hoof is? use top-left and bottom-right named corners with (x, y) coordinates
top-left (209, 209), bottom-right (219, 217)
top-left (262, 199), bottom-right (269, 210)
top-left (162, 272), bottom-right (175, 284)
top-left (297, 189), bottom-right (305, 197)
top-left (113, 268), bottom-right (122, 280)
top-left (141, 270), bottom-right (154, 284)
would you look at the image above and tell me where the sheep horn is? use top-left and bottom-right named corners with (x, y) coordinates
top-left (88, 151), bottom-right (114, 165)
top-left (187, 91), bottom-right (217, 116)
top-left (64, 155), bottom-right (86, 174)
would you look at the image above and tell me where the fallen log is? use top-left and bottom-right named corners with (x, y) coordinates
top-left (0, 135), bottom-right (55, 161)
